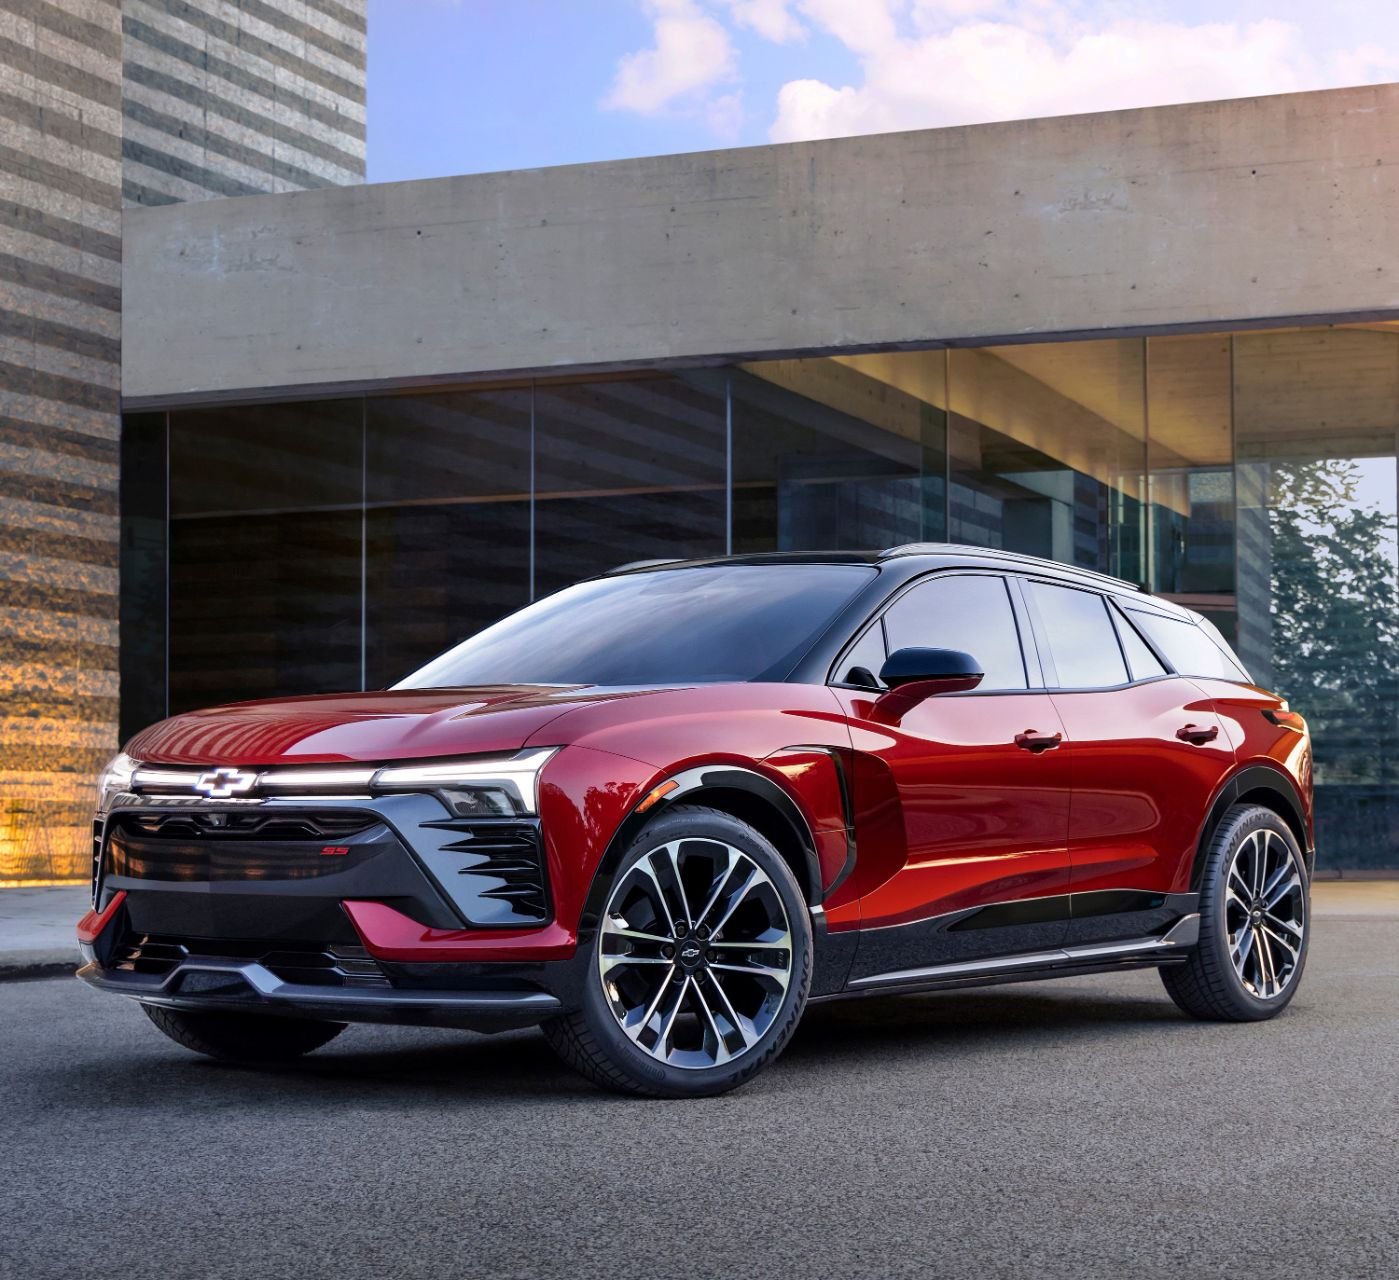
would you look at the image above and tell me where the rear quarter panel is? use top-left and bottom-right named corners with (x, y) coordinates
top-left (1190, 677), bottom-right (1315, 850)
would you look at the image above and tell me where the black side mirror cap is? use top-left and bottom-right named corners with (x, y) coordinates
top-left (871, 648), bottom-right (984, 722)
top-left (879, 647), bottom-right (984, 690)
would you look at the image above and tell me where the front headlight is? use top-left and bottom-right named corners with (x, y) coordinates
top-left (374, 748), bottom-right (558, 816)
top-left (97, 751), bottom-right (138, 813)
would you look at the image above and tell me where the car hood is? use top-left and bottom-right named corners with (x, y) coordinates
top-left (124, 686), bottom-right (680, 766)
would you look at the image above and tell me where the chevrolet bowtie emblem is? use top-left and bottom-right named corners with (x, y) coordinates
top-left (193, 767), bottom-right (257, 798)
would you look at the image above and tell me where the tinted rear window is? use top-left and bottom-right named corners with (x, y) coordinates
top-left (396, 563), bottom-right (876, 687)
top-left (1124, 608), bottom-right (1250, 682)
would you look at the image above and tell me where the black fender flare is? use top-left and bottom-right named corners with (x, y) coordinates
top-left (577, 764), bottom-right (824, 941)
top-left (1191, 764), bottom-right (1311, 889)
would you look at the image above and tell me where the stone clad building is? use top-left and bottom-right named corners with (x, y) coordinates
top-left (1, 0), bottom-right (366, 882)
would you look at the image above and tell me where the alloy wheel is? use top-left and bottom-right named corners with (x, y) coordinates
top-left (598, 838), bottom-right (794, 1069)
top-left (1225, 827), bottom-right (1306, 999)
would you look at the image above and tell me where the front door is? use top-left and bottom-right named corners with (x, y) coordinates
top-left (834, 572), bottom-right (1073, 982)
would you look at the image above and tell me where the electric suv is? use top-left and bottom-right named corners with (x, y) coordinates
top-left (79, 545), bottom-right (1314, 1097)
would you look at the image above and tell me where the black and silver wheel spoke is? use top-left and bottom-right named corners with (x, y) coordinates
top-left (1226, 829), bottom-right (1305, 1000)
top-left (598, 838), bottom-right (793, 1070)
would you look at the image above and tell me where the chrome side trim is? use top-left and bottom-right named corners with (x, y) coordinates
top-left (848, 913), bottom-right (1200, 991)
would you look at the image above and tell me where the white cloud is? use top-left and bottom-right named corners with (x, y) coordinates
top-left (723, 0), bottom-right (806, 43)
top-left (602, 0), bottom-right (736, 114)
top-left (767, 4), bottom-right (1399, 143)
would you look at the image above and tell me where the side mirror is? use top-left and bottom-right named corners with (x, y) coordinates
top-left (872, 647), bottom-right (983, 720)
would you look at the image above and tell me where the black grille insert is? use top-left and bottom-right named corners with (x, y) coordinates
top-left (111, 934), bottom-right (391, 988)
top-left (119, 810), bottom-right (379, 841)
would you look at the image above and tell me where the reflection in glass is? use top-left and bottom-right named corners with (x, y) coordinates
top-left (948, 341), bottom-right (1146, 581)
top-left (1235, 327), bottom-right (1399, 868)
top-left (1146, 335), bottom-right (1234, 597)
top-left (167, 400), bottom-right (363, 713)
top-left (366, 389), bottom-right (530, 686)
top-left (532, 375), bottom-right (727, 595)
top-left (732, 355), bottom-right (946, 553)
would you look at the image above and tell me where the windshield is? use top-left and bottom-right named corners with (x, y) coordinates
top-left (395, 563), bottom-right (876, 688)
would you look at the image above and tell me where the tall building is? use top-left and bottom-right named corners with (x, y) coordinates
top-left (0, 0), bottom-right (366, 883)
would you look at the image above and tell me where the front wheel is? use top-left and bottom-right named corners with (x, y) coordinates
top-left (1161, 803), bottom-right (1309, 1021)
top-left (543, 805), bottom-right (812, 1098)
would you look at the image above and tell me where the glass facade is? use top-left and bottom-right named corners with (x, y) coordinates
top-left (121, 324), bottom-right (1399, 871)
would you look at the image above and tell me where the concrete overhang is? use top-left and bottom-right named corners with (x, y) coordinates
top-left (122, 83), bottom-right (1399, 408)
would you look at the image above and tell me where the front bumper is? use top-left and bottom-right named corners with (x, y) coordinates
top-left (76, 950), bottom-right (561, 1031)
top-left (81, 792), bottom-right (583, 1028)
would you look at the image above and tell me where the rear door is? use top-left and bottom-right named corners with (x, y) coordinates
top-left (832, 571), bottom-right (1073, 981)
top-left (1019, 579), bottom-right (1235, 945)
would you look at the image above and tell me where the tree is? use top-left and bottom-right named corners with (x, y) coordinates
top-left (1267, 458), bottom-right (1399, 785)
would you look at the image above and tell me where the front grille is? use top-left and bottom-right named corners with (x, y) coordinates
top-left (419, 818), bottom-right (550, 924)
top-left (111, 934), bottom-right (391, 989)
top-left (119, 810), bottom-right (378, 840)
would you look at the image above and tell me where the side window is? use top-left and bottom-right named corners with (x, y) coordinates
top-left (883, 575), bottom-right (1027, 691)
top-left (837, 620), bottom-right (887, 688)
top-left (1112, 608), bottom-right (1168, 681)
top-left (1125, 608), bottom-right (1249, 682)
top-left (1027, 582), bottom-right (1129, 689)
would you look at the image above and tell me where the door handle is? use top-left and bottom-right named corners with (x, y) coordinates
top-left (1176, 723), bottom-right (1219, 745)
top-left (1015, 729), bottom-right (1062, 753)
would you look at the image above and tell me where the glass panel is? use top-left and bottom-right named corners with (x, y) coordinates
top-left (532, 375), bottom-right (727, 596)
top-left (732, 355), bottom-right (946, 553)
top-left (1112, 610), bottom-right (1167, 681)
top-left (365, 389), bottom-right (531, 687)
top-left (1234, 327), bottom-right (1399, 871)
top-left (1124, 607), bottom-right (1246, 681)
top-left (836, 619), bottom-right (888, 688)
top-left (167, 400), bottom-right (363, 712)
top-left (1146, 335), bottom-right (1235, 597)
top-left (119, 412), bottom-right (167, 739)
top-left (1026, 582), bottom-right (1129, 689)
top-left (882, 575), bottom-right (1027, 690)
top-left (397, 564), bottom-right (876, 687)
top-left (948, 340), bottom-right (1146, 581)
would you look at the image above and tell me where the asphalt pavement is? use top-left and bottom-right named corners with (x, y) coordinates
top-left (2, 912), bottom-right (1396, 1280)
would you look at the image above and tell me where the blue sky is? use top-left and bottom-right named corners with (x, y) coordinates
top-left (367, 0), bottom-right (1399, 184)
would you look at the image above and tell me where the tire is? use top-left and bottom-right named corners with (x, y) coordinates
top-left (543, 805), bottom-right (812, 1098)
top-left (141, 1004), bottom-right (346, 1062)
top-left (1161, 803), bottom-right (1310, 1021)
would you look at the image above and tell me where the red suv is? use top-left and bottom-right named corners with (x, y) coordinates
top-left (79, 546), bottom-right (1313, 1096)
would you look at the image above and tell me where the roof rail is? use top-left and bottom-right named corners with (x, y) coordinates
top-left (879, 542), bottom-right (1142, 592)
top-left (608, 558), bottom-right (686, 574)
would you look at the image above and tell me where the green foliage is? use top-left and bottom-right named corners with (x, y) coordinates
top-left (1268, 459), bottom-right (1398, 784)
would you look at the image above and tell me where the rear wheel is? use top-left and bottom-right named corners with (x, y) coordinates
top-left (543, 805), bottom-right (812, 1098)
top-left (1161, 803), bottom-right (1309, 1021)
top-left (141, 1005), bottom-right (346, 1062)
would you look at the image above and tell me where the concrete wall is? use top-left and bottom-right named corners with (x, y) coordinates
top-left (123, 83), bottom-right (1399, 407)
top-left (122, 0), bottom-right (366, 208)
top-left (0, 0), bottom-right (123, 883)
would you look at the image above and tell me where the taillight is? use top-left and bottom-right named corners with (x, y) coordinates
top-left (1263, 708), bottom-right (1306, 731)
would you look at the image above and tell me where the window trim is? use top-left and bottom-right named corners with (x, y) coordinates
top-left (1016, 576), bottom-right (1181, 695)
top-left (826, 568), bottom-right (1039, 695)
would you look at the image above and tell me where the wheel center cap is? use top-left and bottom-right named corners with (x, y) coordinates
top-left (677, 940), bottom-right (705, 971)
top-left (1250, 907), bottom-right (1263, 923)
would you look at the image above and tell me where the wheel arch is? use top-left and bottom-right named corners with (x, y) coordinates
top-left (1191, 764), bottom-right (1312, 889)
top-left (578, 764), bottom-right (823, 939)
